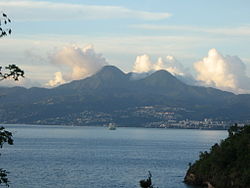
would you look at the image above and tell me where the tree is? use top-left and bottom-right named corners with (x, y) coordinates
top-left (184, 125), bottom-right (250, 188)
top-left (0, 64), bottom-right (24, 81)
top-left (139, 171), bottom-right (156, 188)
top-left (0, 127), bottom-right (13, 187)
top-left (228, 123), bottom-right (242, 136)
top-left (0, 12), bottom-right (24, 187)
top-left (0, 12), bottom-right (24, 81)
top-left (0, 12), bottom-right (11, 38)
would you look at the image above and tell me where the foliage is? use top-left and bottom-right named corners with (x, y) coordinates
top-left (0, 12), bottom-right (11, 38)
top-left (184, 124), bottom-right (250, 188)
top-left (0, 13), bottom-right (24, 81)
top-left (0, 127), bottom-right (13, 187)
top-left (0, 127), bottom-right (13, 148)
top-left (0, 64), bottom-right (24, 81)
top-left (139, 171), bottom-right (156, 188)
top-left (0, 169), bottom-right (9, 186)
top-left (0, 12), bottom-right (22, 187)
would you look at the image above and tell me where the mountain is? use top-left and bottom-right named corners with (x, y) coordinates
top-left (58, 66), bottom-right (128, 91)
top-left (0, 65), bottom-right (250, 126)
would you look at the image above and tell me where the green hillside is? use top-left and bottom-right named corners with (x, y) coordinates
top-left (184, 124), bottom-right (250, 188)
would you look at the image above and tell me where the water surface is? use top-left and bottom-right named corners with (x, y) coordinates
top-left (1, 125), bottom-right (227, 188)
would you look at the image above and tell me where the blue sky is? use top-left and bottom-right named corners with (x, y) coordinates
top-left (0, 0), bottom-right (250, 93)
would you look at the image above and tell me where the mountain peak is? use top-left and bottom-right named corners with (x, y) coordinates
top-left (93, 65), bottom-right (126, 80)
top-left (79, 65), bottom-right (128, 89)
top-left (143, 69), bottom-right (181, 83)
top-left (56, 65), bottom-right (128, 91)
top-left (97, 65), bottom-right (125, 75)
top-left (140, 69), bottom-right (186, 90)
top-left (150, 69), bottom-right (175, 78)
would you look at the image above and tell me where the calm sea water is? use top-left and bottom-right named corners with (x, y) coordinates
top-left (1, 125), bottom-right (227, 188)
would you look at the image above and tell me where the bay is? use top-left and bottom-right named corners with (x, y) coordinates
top-left (1, 125), bottom-right (227, 188)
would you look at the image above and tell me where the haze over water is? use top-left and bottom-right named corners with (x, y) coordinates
top-left (1, 125), bottom-right (227, 188)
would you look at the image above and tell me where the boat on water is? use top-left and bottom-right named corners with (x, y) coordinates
top-left (108, 123), bottom-right (116, 130)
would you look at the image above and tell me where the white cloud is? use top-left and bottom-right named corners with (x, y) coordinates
top-left (46, 72), bottom-right (65, 87)
top-left (133, 54), bottom-right (188, 76)
top-left (1, 34), bottom-right (250, 92)
top-left (194, 48), bottom-right (250, 94)
top-left (0, 0), bottom-right (171, 21)
top-left (47, 45), bottom-right (107, 87)
top-left (133, 55), bottom-right (152, 73)
top-left (158, 56), bottom-right (186, 76)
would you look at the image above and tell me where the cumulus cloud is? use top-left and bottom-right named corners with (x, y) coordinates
top-left (132, 54), bottom-right (188, 77)
top-left (46, 45), bottom-right (107, 87)
top-left (131, 54), bottom-right (197, 85)
top-left (194, 48), bottom-right (250, 94)
top-left (0, 0), bottom-right (171, 21)
top-left (46, 72), bottom-right (65, 87)
top-left (133, 55), bottom-right (152, 73)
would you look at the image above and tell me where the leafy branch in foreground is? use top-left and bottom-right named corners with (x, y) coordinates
top-left (0, 64), bottom-right (24, 81)
top-left (0, 12), bottom-right (21, 187)
top-left (0, 13), bottom-right (24, 81)
top-left (0, 12), bottom-right (11, 38)
top-left (0, 127), bottom-right (13, 148)
top-left (0, 127), bottom-right (13, 187)
top-left (0, 169), bottom-right (9, 186)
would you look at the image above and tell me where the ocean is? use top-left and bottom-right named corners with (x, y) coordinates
top-left (0, 125), bottom-right (227, 188)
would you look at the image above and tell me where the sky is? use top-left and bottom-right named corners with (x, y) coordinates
top-left (0, 0), bottom-right (250, 93)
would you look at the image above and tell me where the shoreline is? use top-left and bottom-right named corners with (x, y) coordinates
top-left (1, 123), bottom-right (229, 131)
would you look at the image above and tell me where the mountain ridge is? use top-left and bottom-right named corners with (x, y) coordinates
top-left (0, 65), bottom-right (249, 126)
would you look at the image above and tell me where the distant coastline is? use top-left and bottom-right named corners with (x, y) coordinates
top-left (2, 123), bottom-right (232, 130)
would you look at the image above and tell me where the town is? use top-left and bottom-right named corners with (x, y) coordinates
top-left (33, 105), bottom-right (249, 130)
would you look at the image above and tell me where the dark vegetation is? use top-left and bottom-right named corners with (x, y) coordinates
top-left (0, 12), bottom-right (11, 38)
top-left (139, 171), bottom-right (156, 188)
top-left (0, 12), bottom-right (24, 186)
top-left (0, 12), bottom-right (24, 82)
top-left (0, 64), bottom-right (24, 81)
top-left (184, 124), bottom-right (250, 188)
top-left (0, 127), bottom-right (13, 187)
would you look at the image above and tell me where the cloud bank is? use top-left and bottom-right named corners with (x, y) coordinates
top-left (194, 48), bottom-right (250, 94)
top-left (47, 45), bottom-right (107, 87)
top-left (0, 0), bottom-right (171, 21)
top-left (9, 43), bottom-right (249, 94)
top-left (132, 49), bottom-right (250, 94)
top-left (133, 54), bottom-right (188, 76)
